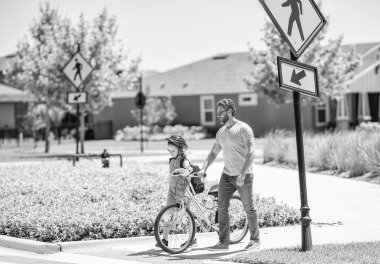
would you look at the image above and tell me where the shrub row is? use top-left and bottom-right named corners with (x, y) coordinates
top-left (0, 160), bottom-right (299, 242)
top-left (263, 129), bottom-right (380, 178)
top-left (114, 124), bottom-right (207, 141)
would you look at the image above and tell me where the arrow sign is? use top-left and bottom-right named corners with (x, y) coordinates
top-left (258, 0), bottom-right (326, 58)
top-left (291, 69), bottom-right (306, 85)
top-left (277, 56), bottom-right (319, 97)
top-left (67, 92), bottom-right (87, 104)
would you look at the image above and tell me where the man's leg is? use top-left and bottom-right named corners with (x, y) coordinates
top-left (287, 14), bottom-right (296, 36)
top-left (217, 173), bottom-right (236, 245)
top-left (235, 174), bottom-right (259, 242)
top-left (296, 18), bottom-right (305, 41)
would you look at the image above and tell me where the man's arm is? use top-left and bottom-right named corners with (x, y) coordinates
top-left (236, 128), bottom-right (255, 187)
top-left (201, 142), bottom-right (222, 172)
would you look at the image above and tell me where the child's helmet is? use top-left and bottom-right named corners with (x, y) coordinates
top-left (166, 135), bottom-right (188, 150)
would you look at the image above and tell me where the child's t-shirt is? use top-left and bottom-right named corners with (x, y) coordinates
top-left (168, 154), bottom-right (189, 196)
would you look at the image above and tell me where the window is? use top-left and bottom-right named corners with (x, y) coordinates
top-left (239, 93), bottom-right (258, 106)
top-left (315, 100), bottom-right (329, 127)
top-left (200, 96), bottom-right (215, 126)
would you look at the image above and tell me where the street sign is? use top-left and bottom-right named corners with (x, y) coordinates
top-left (277, 56), bottom-right (319, 97)
top-left (258, 0), bottom-right (326, 58)
top-left (67, 92), bottom-right (87, 104)
top-left (63, 52), bottom-right (94, 89)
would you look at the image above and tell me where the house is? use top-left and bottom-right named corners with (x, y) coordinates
top-left (97, 52), bottom-right (315, 137)
top-left (0, 83), bottom-right (29, 139)
top-left (96, 43), bottom-right (380, 138)
top-left (335, 42), bottom-right (380, 128)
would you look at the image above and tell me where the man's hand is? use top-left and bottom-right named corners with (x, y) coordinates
top-left (197, 169), bottom-right (207, 178)
top-left (236, 174), bottom-right (245, 187)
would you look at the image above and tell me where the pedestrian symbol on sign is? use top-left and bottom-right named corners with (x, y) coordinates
top-left (73, 58), bottom-right (83, 81)
top-left (282, 0), bottom-right (304, 41)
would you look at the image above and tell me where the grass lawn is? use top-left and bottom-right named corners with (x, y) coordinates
top-left (228, 241), bottom-right (380, 264)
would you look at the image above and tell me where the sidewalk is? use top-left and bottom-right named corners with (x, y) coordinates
top-left (1, 154), bottom-right (380, 264)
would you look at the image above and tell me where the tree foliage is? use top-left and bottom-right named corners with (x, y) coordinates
top-left (245, 18), bottom-right (361, 105)
top-left (131, 96), bottom-right (177, 127)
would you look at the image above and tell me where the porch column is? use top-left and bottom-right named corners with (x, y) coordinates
top-left (336, 94), bottom-right (350, 130)
top-left (358, 92), bottom-right (371, 123)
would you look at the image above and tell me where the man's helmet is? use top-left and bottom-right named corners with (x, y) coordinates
top-left (165, 135), bottom-right (188, 150)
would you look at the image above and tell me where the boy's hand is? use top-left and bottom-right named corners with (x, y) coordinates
top-left (171, 169), bottom-right (182, 176)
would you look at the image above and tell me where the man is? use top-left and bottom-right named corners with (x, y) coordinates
top-left (200, 98), bottom-right (260, 251)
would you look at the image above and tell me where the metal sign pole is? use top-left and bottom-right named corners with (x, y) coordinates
top-left (139, 75), bottom-right (144, 153)
top-left (291, 52), bottom-right (312, 251)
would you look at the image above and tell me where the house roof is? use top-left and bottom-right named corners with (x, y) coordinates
top-left (140, 52), bottom-right (255, 97)
top-left (111, 42), bottom-right (380, 99)
top-left (341, 42), bottom-right (380, 55)
top-left (0, 83), bottom-right (30, 102)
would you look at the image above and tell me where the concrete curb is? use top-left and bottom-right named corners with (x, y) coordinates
top-left (203, 261), bottom-right (238, 264)
top-left (0, 235), bottom-right (61, 254)
top-left (58, 236), bottom-right (153, 251)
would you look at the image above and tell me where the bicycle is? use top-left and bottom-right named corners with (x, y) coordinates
top-left (154, 172), bottom-right (249, 254)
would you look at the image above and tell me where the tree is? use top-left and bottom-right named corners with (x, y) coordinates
top-left (5, 2), bottom-right (73, 153)
top-left (131, 96), bottom-right (177, 127)
top-left (5, 1), bottom-right (139, 153)
top-left (245, 19), bottom-right (361, 106)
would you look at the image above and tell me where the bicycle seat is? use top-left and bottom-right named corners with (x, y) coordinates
top-left (208, 184), bottom-right (219, 197)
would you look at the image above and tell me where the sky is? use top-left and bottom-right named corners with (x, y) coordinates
top-left (1, 0), bottom-right (380, 72)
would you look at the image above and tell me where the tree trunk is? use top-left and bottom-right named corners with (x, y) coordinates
top-left (44, 105), bottom-right (51, 153)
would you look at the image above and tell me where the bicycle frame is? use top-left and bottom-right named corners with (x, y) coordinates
top-left (182, 174), bottom-right (217, 230)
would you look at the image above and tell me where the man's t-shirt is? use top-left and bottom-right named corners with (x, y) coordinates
top-left (216, 120), bottom-right (255, 176)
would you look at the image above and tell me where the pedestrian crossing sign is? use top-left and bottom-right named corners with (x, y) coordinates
top-left (258, 0), bottom-right (326, 58)
top-left (63, 52), bottom-right (94, 89)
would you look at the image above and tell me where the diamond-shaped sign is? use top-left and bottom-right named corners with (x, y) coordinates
top-left (259, 0), bottom-right (326, 58)
top-left (63, 52), bottom-right (93, 89)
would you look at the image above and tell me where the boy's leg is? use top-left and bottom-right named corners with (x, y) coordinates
top-left (163, 189), bottom-right (176, 240)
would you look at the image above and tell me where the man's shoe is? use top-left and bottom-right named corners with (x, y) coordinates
top-left (245, 240), bottom-right (260, 250)
top-left (181, 238), bottom-right (198, 248)
top-left (208, 242), bottom-right (229, 251)
top-left (155, 238), bottom-right (168, 247)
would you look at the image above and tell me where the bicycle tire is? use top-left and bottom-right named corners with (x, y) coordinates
top-left (229, 195), bottom-right (249, 244)
top-left (154, 203), bottom-right (196, 254)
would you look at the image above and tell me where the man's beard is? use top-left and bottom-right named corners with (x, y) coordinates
top-left (219, 115), bottom-right (228, 124)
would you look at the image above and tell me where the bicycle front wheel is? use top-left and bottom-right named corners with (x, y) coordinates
top-left (229, 195), bottom-right (249, 244)
top-left (154, 203), bottom-right (196, 254)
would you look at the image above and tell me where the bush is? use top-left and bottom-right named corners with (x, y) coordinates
top-left (263, 129), bottom-right (380, 178)
top-left (0, 160), bottom-right (300, 242)
top-left (114, 124), bottom-right (207, 141)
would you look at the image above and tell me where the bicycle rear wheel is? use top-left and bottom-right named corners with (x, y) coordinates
top-left (154, 203), bottom-right (196, 254)
top-left (229, 195), bottom-right (249, 244)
